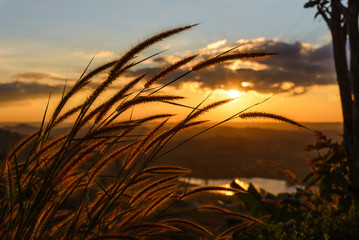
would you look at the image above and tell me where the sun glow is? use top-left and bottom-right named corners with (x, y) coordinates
top-left (221, 179), bottom-right (250, 196)
top-left (223, 184), bottom-right (236, 196)
top-left (227, 89), bottom-right (241, 99)
top-left (241, 82), bottom-right (253, 88)
top-left (234, 179), bottom-right (249, 190)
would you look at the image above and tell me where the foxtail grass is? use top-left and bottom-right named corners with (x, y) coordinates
top-left (0, 25), bottom-right (308, 240)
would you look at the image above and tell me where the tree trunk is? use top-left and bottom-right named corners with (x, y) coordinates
top-left (328, 1), bottom-right (359, 199)
top-left (307, 0), bottom-right (359, 200)
top-left (346, 0), bottom-right (359, 199)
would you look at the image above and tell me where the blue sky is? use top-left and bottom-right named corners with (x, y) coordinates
top-left (1, 0), bottom-right (327, 46)
top-left (0, 0), bottom-right (328, 58)
top-left (0, 0), bottom-right (341, 122)
top-left (0, 0), bottom-right (330, 82)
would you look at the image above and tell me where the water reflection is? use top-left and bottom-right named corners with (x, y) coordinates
top-left (180, 177), bottom-right (296, 195)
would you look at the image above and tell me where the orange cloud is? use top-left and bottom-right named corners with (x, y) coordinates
top-left (71, 50), bottom-right (115, 58)
top-left (206, 39), bottom-right (227, 49)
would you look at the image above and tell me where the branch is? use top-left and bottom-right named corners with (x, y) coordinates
top-left (334, 0), bottom-right (349, 18)
top-left (317, 5), bottom-right (332, 26)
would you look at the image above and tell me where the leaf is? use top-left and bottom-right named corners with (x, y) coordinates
top-left (247, 183), bottom-right (262, 200)
top-left (236, 184), bottom-right (268, 217)
top-left (236, 195), bottom-right (267, 217)
top-left (304, 1), bottom-right (319, 8)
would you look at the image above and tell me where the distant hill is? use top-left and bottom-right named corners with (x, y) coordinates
top-left (0, 122), bottom-right (344, 181)
top-left (2, 123), bottom-right (38, 135)
top-left (0, 123), bottom-right (73, 137)
top-left (0, 128), bottom-right (23, 160)
top-left (157, 125), bottom-right (340, 181)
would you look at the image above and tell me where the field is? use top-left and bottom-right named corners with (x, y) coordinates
top-left (1, 122), bottom-right (342, 182)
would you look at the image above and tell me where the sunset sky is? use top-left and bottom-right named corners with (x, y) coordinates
top-left (0, 0), bottom-right (342, 123)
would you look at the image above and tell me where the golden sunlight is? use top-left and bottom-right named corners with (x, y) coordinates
top-left (223, 184), bottom-right (236, 196)
top-left (241, 81), bottom-right (253, 88)
top-left (221, 179), bottom-right (250, 196)
top-left (227, 89), bottom-right (241, 99)
top-left (234, 178), bottom-right (249, 190)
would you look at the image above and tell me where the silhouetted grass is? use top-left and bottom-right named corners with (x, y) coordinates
top-left (0, 25), bottom-right (306, 239)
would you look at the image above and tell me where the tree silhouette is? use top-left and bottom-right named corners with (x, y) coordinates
top-left (304, 0), bottom-right (359, 200)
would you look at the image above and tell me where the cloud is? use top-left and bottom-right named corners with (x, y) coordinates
top-left (0, 81), bottom-right (64, 103)
top-left (71, 50), bottom-right (115, 58)
top-left (1, 39), bottom-right (336, 104)
top-left (124, 38), bottom-right (336, 95)
top-left (0, 58), bottom-right (11, 63)
top-left (206, 39), bottom-right (227, 49)
top-left (71, 51), bottom-right (86, 57)
top-left (151, 55), bottom-right (182, 65)
top-left (95, 51), bottom-right (114, 58)
top-left (11, 72), bottom-right (67, 82)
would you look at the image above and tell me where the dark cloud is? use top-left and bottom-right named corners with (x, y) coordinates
top-left (0, 40), bottom-right (336, 104)
top-left (125, 39), bottom-right (336, 95)
top-left (151, 56), bottom-right (170, 65)
top-left (11, 72), bottom-right (68, 82)
top-left (251, 41), bottom-right (334, 75)
top-left (0, 81), bottom-right (64, 103)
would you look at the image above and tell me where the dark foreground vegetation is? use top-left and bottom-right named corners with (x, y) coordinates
top-left (304, 0), bottom-right (359, 201)
top-left (0, 25), bottom-right (357, 239)
top-left (232, 132), bottom-right (359, 239)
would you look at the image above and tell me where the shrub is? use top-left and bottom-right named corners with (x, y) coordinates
top-left (233, 132), bottom-right (359, 239)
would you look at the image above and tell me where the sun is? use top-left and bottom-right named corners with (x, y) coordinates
top-left (227, 89), bottom-right (241, 99)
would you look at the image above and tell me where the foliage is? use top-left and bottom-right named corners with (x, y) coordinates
top-left (235, 209), bottom-right (359, 240)
top-left (233, 132), bottom-right (359, 239)
top-left (303, 0), bottom-right (359, 201)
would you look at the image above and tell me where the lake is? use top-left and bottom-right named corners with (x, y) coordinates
top-left (180, 177), bottom-right (300, 195)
